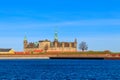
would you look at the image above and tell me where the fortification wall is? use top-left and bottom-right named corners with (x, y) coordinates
top-left (47, 47), bottom-right (77, 52)
top-left (24, 48), bottom-right (39, 52)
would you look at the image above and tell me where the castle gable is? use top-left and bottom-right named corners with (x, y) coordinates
top-left (27, 42), bottom-right (39, 48)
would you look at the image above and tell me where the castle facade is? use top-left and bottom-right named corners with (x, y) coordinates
top-left (24, 32), bottom-right (77, 52)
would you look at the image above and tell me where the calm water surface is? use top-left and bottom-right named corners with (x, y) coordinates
top-left (0, 59), bottom-right (120, 80)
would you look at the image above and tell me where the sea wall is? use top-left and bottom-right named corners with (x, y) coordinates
top-left (0, 53), bottom-right (120, 59)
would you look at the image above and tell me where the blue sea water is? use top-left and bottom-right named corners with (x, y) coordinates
top-left (0, 59), bottom-right (120, 80)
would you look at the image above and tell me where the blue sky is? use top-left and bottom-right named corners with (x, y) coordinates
top-left (0, 0), bottom-right (120, 52)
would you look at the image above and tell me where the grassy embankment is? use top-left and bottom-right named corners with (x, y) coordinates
top-left (0, 51), bottom-right (119, 55)
top-left (32, 51), bottom-right (119, 55)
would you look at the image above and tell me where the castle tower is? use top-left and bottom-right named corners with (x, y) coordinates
top-left (62, 42), bottom-right (65, 52)
top-left (24, 35), bottom-right (28, 49)
top-left (54, 31), bottom-right (58, 41)
top-left (54, 30), bottom-right (58, 48)
top-left (69, 43), bottom-right (72, 48)
top-left (74, 38), bottom-right (77, 48)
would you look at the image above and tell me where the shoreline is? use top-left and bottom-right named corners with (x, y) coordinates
top-left (0, 57), bottom-right (49, 59)
top-left (0, 57), bottom-right (119, 60)
top-left (0, 54), bottom-right (119, 60)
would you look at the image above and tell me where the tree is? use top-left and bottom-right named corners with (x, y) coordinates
top-left (79, 41), bottom-right (88, 52)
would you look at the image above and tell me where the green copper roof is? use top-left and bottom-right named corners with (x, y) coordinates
top-left (34, 42), bottom-right (39, 45)
top-left (24, 35), bottom-right (27, 41)
top-left (54, 27), bottom-right (58, 41)
top-left (54, 31), bottom-right (58, 41)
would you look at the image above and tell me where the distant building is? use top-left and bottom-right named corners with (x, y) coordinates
top-left (0, 48), bottom-right (15, 54)
top-left (24, 31), bottom-right (77, 52)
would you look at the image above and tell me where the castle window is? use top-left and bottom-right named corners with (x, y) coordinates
top-left (64, 43), bottom-right (69, 47)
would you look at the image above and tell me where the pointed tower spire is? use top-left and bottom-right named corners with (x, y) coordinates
top-left (54, 27), bottom-right (58, 41)
top-left (75, 38), bottom-right (77, 43)
top-left (24, 32), bottom-right (27, 41)
top-left (24, 35), bottom-right (27, 41)
top-left (24, 34), bottom-right (28, 49)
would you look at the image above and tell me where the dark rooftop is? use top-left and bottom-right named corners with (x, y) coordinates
top-left (0, 48), bottom-right (12, 52)
top-left (39, 39), bottom-right (50, 42)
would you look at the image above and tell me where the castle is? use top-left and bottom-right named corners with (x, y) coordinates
top-left (24, 31), bottom-right (77, 52)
